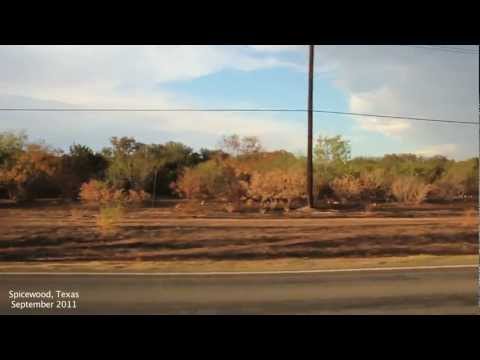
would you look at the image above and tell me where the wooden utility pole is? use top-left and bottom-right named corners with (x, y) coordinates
top-left (152, 168), bottom-right (158, 207)
top-left (307, 45), bottom-right (315, 208)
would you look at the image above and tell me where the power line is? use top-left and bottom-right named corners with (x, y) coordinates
top-left (433, 45), bottom-right (479, 53)
top-left (405, 45), bottom-right (478, 54)
top-left (0, 107), bottom-right (477, 125)
top-left (404, 45), bottom-right (479, 54)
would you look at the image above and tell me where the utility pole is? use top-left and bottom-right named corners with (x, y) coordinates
top-left (307, 45), bottom-right (315, 208)
top-left (152, 168), bottom-right (158, 207)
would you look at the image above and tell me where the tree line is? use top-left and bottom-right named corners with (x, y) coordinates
top-left (0, 131), bottom-right (478, 209)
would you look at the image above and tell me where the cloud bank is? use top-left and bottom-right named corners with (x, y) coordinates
top-left (0, 45), bottom-right (477, 159)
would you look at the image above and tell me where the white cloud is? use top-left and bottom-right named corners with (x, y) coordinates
top-left (0, 45), bottom-right (478, 159)
top-left (349, 89), bottom-right (411, 136)
top-left (312, 45), bottom-right (478, 159)
top-left (0, 45), bottom-right (308, 152)
top-left (0, 45), bottom-right (299, 105)
top-left (0, 94), bottom-right (306, 153)
top-left (415, 144), bottom-right (457, 157)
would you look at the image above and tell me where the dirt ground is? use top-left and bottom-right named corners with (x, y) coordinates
top-left (0, 200), bottom-right (477, 268)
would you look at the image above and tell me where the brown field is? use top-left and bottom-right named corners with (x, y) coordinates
top-left (0, 200), bottom-right (478, 271)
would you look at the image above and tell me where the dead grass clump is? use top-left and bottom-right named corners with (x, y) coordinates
top-left (79, 180), bottom-right (149, 206)
top-left (174, 200), bottom-right (210, 214)
top-left (96, 205), bottom-right (125, 234)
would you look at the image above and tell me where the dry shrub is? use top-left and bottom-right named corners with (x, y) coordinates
top-left (247, 167), bottom-right (306, 211)
top-left (391, 176), bottom-right (431, 204)
top-left (359, 169), bottom-right (391, 201)
top-left (175, 160), bottom-right (245, 202)
top-left (96, 205), bottom-right (125, 234)
top-left (429, 180), bottom-right (464, 201)
top-left (79, 180), bottom-right (149, 206)
top-left (124, 189), bottom-right (150, 204)
top-left (330, 171), bottom-right (391, 205)
top-left (330, 175), bottom-right (363, 203)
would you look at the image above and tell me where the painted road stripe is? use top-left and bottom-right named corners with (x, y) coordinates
top-left (0, 264), bottom-right (477, 276)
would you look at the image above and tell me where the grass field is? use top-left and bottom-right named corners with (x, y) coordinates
top-left (0, 200), bottom-right (478, 271)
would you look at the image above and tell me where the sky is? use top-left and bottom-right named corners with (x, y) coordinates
top-left (0, 45), bottom-right (478, 159)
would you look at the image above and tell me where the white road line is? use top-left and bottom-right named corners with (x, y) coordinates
top-left (0, 264), bottom-right (477, 276)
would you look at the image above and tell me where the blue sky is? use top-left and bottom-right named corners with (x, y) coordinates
top-left (0, 45), bottom-right (478, 159)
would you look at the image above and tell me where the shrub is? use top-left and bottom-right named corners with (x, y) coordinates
top-left (329, 171), bottom-right (391, 204)
top-left (428, 180), bottom-right (463, 201)
top-left (436, 158), bottom-right (479, 199)
top-left (79, 180), bottom-right (149, 205)
top-left (359, 169), bottom-right (391, 202)
top-left (247, 167), bottom-right (306, 210)
top-left (124, 189), bottom-right (150, 204)
top-left (391, 176), bottom-right (431, 204)
top-left (330, 175), bottom-right (363, 203)
top-left (175, 160), bottom-right (244, 202)
top-left (0, 143), bottom-right (60, 202)
top-left (96, 205), bottom-right (125, 234)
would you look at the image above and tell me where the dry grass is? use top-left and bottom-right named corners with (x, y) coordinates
top-left (69, 207), bottom-right (87, 220)
top-left (391, 177), bottom-right (431, 204)
top-left (364, 203), bottom-right (377, 214)
top-left (0, 204), bottom-right (477, 262)
top-left (0, 254), bottom-right (476, 273)
top-left (461, 207), bottom-right (478, 227)
top-left (96, 206), bottom-right (125, 234)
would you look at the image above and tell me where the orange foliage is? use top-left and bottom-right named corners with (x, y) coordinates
top-left (79, 180), bottom-right (149, 205)
top-left (247, 167), bottom-right (306, 209)
top-left (0, 144), bottom-right (60, 201)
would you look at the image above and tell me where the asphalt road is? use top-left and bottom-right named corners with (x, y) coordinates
top-left (1, 267), bottom-right (478, 315)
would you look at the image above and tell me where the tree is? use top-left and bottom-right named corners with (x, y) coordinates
top-left (314, 135), bottom-right (351, 165)
top-left (0, 131), bottom-right (28, 199)
top-left (69, 144), bottom-right (108, 181)
top-left (103, 137), bottom-right (151, 191)
top-left (218, 134), bottom-right (263, 156)
top-left (145, 141), bottom-right (199, 197)
top-left (0, 143), bottom-right (60, 201)
top-left (175, 159), bottom-right (244, 202)
top-left (0, 130), bottom-right (27, 167)
top-left (432, 157), bottom-right (479, 199)
top-left (103, 137), bottom-right (204, 197)
top-left (314, 135), bottom-right (351, 196)
top-left (239, 136), bottom-right (263, 155)
top-left (55, 144), bottom-right (108, 199)
top-left (218, 134), bottom-right (241, 156)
